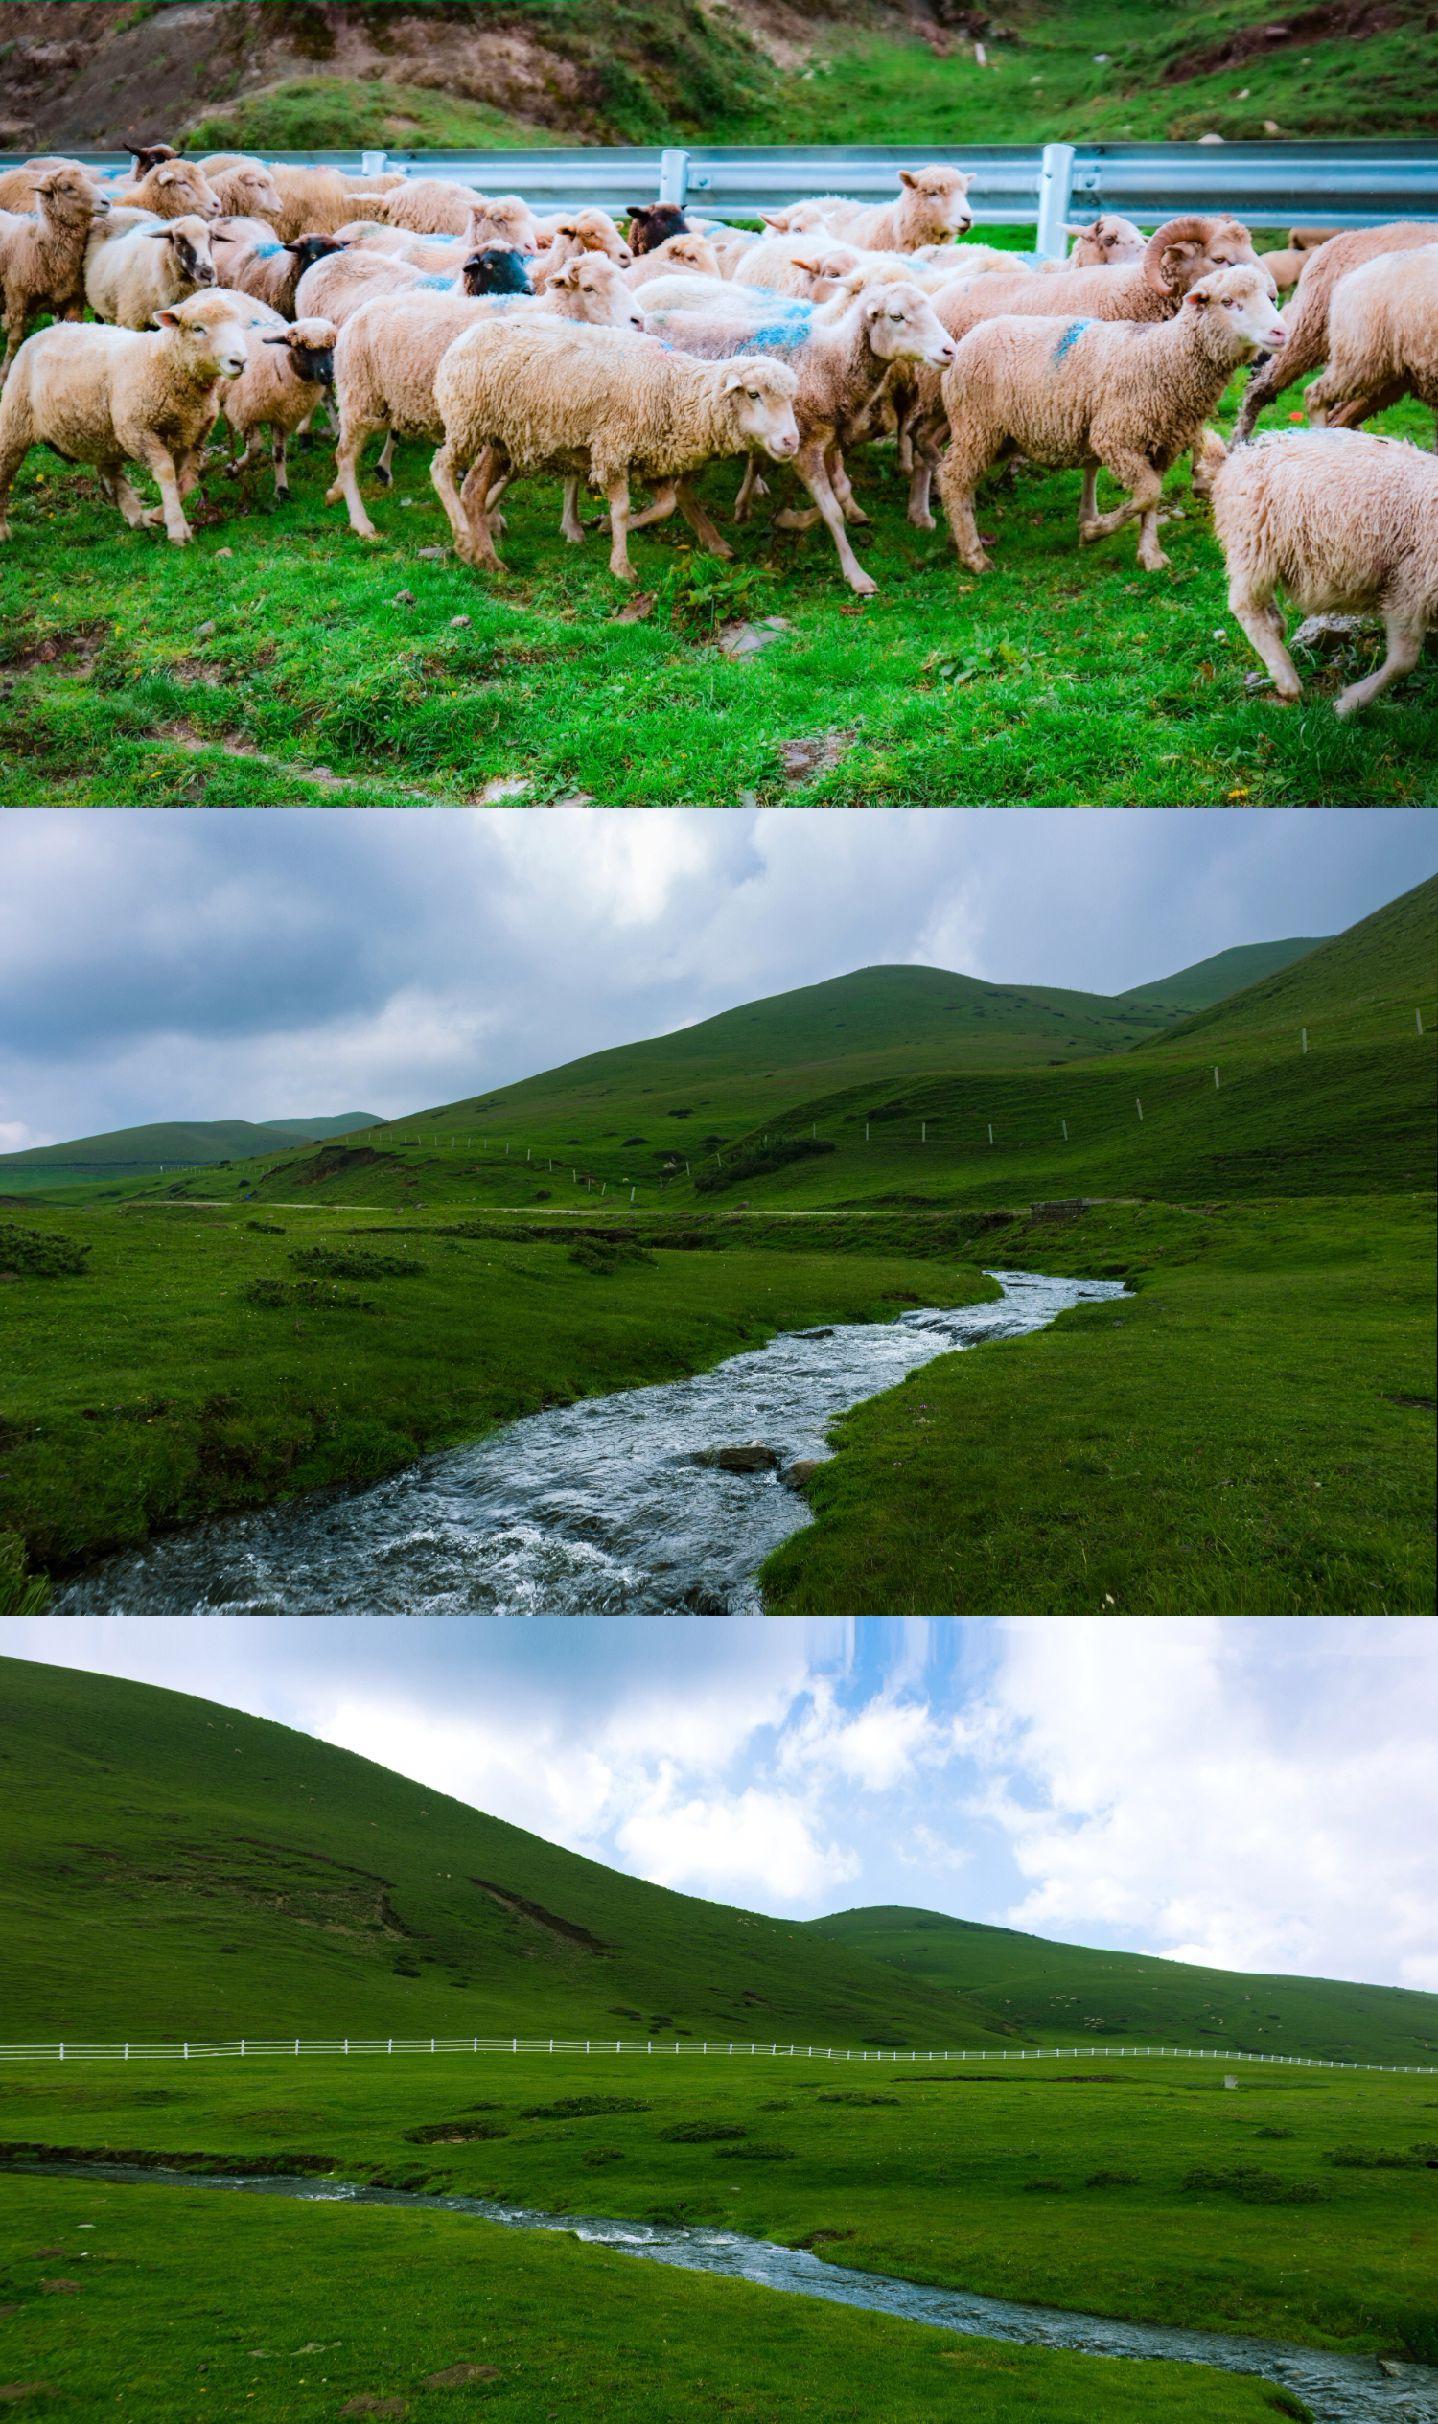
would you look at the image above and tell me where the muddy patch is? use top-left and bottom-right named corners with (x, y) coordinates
top-left (1163, 2), bottom-right (1405, 80)
top-left (0, 623), bottom-right (109, 679)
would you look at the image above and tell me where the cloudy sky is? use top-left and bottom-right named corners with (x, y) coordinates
top-left (3, 1614), bottom-right (1434, 1994)
top-left (2, 806), bottom-right (1435, 1149)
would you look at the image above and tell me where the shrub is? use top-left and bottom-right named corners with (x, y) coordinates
top-left (694, 1137), bottom-right (835, 1195)
top-left (1325, 2145), bottom-right (1430, 2169)
top-left (403, 2119), bottom-right (509, 2144)
top-left (1181, 2166), bottom-right (1326, 2205)
top-left (0, 1224), bottom-right (89, 1279)
top-left (567, 1234), bottom-right (654, 1276)
top-left (520, 2096), bottom-right (651, 2120)
top-left (581, 2147), bottom-right (626, 2167)
top-left (290, 1245), bottom-right (425, 1279)
top-left (240, 1278), bottom-right (380, 1313)
top-left (1084, 2169), bottom-right (1141, 2187)
top-left (1023, 2177), bottom-right (1069, 2193)
top-left (816, 2091), bottom-right (901, 2107)
top-left (720, 2141), bottom-right (795, 2161)
top-left (659, 2120), bottom-right (747, 2143)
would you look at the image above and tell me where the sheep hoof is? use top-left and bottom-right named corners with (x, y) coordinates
top-left (908, 509), bottom-right (936, 532)
top-left (960, 551), bottom-right (991, 575)
top-left (1333, 689), bottom-right (1364, 721)
top-left (846, 571), bottom-right (879, 598)
top-left (1140, 549), bottom-right (1172, 573)
top-left (167, 526), bottom-right (194, 547)
top-left (376, 466), bottom-right (393, 488)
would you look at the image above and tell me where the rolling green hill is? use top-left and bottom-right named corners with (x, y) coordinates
top-left (0, 1656), bottom-right (1011, 2047)
top-left (811, 1905), bottom-right (1438, 2068)
top-left (0, 1114), bottom-right (380, 1196)
top-left (3, 1659), bottom-right (1432, 2068)
top-left (1116, 937), bottom-right (1325, 1014)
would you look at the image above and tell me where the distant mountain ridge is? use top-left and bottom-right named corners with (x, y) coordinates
top-left (0, 1112), bottom-right (381, 1189)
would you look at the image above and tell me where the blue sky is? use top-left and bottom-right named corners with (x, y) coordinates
top-left (3, 1615), bottom-right (1434, 1994)
top-left (2, 805), bottom-right (1436, 1148)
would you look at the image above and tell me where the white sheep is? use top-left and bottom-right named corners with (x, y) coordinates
top-left (380, 181), bottom-right (540, 250)
top-left (293, 248), bottom-right (455, 328)
top-left (326, 254), bottom-right (643, 539)
top-left (530, 209), bottom-right (633, 288)
top-left (209, 225), bottom-right (348, 318)
top-left (624, 233), bottom-right (722, 289)
top-left (1257, 226), bottom-right (1338, 294)
top-left (430, 319), bottom-right (802, 581)
top-left (203, 158), bottom-right (285, 225)
top-left (115, 157), bottom-right (221, 222)
top-left (199, 160), bottom-right (378, 242)
top-left (0, 163), bottom-right (111, 386)
top-left (937, 266), bottom-right (1286, 574)
top-left (1212, 426), bottom-right (1437, 716)
top-left (213, 298), bottom-right (337, 499)
top-left (84, 213), bottom-right (216, 330)
top-left (1305, 244), bottom-right (1438, 436)
top-left (1057, 214), bottom-right (1147, 269)
top-left (639, 279), bottom-right (956, 592)
top-left (0, 292), bottom-right (250, 544)
top-left (798, 168), bottom-right (976, 253)
top-left (1233, 219), bottom-right (1438, 440)
top-left (0, 155), bottom-right (89, 215)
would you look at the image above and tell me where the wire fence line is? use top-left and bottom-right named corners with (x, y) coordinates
top-left (1, 2036), bottom-right (1432, 2074)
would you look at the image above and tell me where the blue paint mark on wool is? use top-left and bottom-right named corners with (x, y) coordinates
top-left (254, 242), bottom-right (282, 259)
top-left (418, 274), bottom-right (453, 290)
top-left (1052, 319), bottom-right (1092, 363)
top-left (748, 321), bottom-right (804, 353)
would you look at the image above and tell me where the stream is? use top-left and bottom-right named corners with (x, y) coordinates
top-left (55, 1269), bottom-right (1123, 1616)
top-left (6, 2160), bottom-right (1433, 2423)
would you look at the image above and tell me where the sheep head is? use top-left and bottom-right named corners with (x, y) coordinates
top-left (155, 295), bottom-right (250, 381)
top-left (627, 201), bottom-right (688, 254)
top-left (549, 255), bottom-right (644, 328)
top-left (860, 281), bottom-right (957, 370)
top-left (1182, 266), bottom-right (1287, 361)
top-left (718, 358), bottom-right (801, 460)
top-left (897, 166), bottom-right (976, 240)
top-left (264, 317), bottom-right (337, 387)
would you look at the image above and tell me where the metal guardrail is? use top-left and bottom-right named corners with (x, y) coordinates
top-left (0, 2036), bottom-right (1433, 2073)
top-left (6, 142), bottom-right (1435, 257)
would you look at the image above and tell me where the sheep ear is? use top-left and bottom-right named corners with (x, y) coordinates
top-left (792, 257), bottom-right (821, 274)
top-left (898, 169), bottom-right (919, 189)
top-left (262, 333), bottom-right (291, 346)
top-left (153, 308), bottom-right (181, 327)
top-left (147, 228), bottom-right (175, 241)
top-left (957, 172), bottom-right (976, 190)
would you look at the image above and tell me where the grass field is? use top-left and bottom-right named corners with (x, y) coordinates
top-left (0, 2171), bottom-right (1302, 2424)
top-left (2, 2047), bottom-right (1435, 2362)
top-left (2, 365), bottom-right (1432, 808)
top-left (7, 1658), bottom-right (1433, 2067)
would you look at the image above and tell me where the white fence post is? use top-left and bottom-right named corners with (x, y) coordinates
top-left (659, 147), bottom-right (689, 206)
top-left (1035, 142), bottom-right (1076, 260)
top-left (360, 150), bottom-right (387, 178)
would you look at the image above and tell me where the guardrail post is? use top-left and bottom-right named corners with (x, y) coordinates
top-left (360, 150), bottom-right (387, 178)
top-left (1036, 142), bottom-right (1076, 260)
top-left (659, 147), bottom-right (689, 206)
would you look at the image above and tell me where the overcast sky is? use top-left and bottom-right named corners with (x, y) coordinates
top-left (2, 807), bottom-right (1435, 1150)
top-left (3, 1614), bottom-right (1434, 1994)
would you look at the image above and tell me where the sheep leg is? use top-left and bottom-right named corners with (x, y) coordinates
top-left (136, 437), bottom-right (194, 544)
top-left (1227, 576), bottom-right (1303, 704)
top-left (110, 470), bottom-right (152, 529)
top-left (1082, 453), bottom-right (1168, 570)
top-left (935, 431), bottom-right (993, 575)
top-left (560, 476), bottom-right (586, 545)
top-left (672, 478), bottom-right (733, 560)
top-left (0, 417), bottom-right (32, 535)
top-left (1335, 612), bottom-right (1424, 720)
top-left (793, 440), bottom-right (877, 595)
top-left (1318, 378), bottom-right (1404, 430)
top-left (732, 454), bottom-right (762, 523)
top-left (604, 471), bottom-right (637, 583)
top-left (433, 439), bottom-right (504, 572)
top-left (776, 502), bottom-right (822, 531)
top-left (327, 415), bottom-right (384, 540)
top-left (272, 429), bottom-right (291, 501)
top-left (376, 431), bottom-right (395, 487)
top-left (828, 448), bottom-right (869, 526)
top-left (1233, 319), bottom-right (1322, 444)
top-left (626, 484), bottom-right (680, 533)
top-left (1078, 464), bottom-right (1098, 535)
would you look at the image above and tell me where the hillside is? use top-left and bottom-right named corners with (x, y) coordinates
top-left (1116, 936), bottom-right (1325, 1015)
top-left (811, 1905), bottom-right (1438, 2067)
top-left (0, 0), bottom-right (1431, 155)
top-left (0, 1112), bottom-right (381, 1195)
top-left (0, 1656), bottom-right (1013, 2045)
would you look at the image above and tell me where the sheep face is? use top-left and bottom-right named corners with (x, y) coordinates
top-left (628, 201), bottom-right (687, 254)
top-left (129, 143), bottom-right (180, 176)
top-left (549, 256), bottom-right (644, 330)
top-left (1066, 214), bottom-right (1145, 266)
top-left (760, 203), bottom-right (828, 235)
top-left (898, 166), bottom-right (975, 241)
top-left (147, 161), bottom-right (222, 221)
top-left (147, 216), bottom-right (217, 294)
top-left (653, 234), bottom-right (720, 278)
top-left (462, 245), bottom-right (533, 297)
top-left (719, 360), bottom-right (802, 460)
top-left (284, 235), bottom-right (347, 273)
top-left (861, 282), bottom-right (956, 370)
top-left (549, 208), bottom-right (632, 267)
top-left (1183, 266), bottom-right (1288, 361)
top-left (33, 165), bottom-right (110, 227)
top-left (266, 317), bottom-right (337, 386)
top-left (226, 166), bottom-right (285, 223)
top-left (467, 196), bottom-right (542, 256)
top-left (157, 295), bottom-right (250, 381)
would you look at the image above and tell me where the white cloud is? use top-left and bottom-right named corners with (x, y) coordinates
top-left (962, 1618), bottom-right (1438, 1988)
top-left (615, 1779), bottom-right (858, 1903)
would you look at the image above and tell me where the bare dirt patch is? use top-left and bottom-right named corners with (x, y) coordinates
top-left (0, 624), bottom-right (109, 679)
top-left (1163, 2), bottom-right (1408, 81)
top-left (472, 1877), bottom-right (612, 1954)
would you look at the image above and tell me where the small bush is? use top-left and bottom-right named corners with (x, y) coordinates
top-left (694, 1137), bottom-right (835, 1195)
top-left (1253, 2126), bottom-right (1294, 2141)
top-left (1023, 2177), bottom-right (1069, 2193)
top-left (567, 1234), bottom-right (655, 1276)
top-left (581, 2147), bottom-right (626, 2167)
top-left (720, 2141), bottom-right (795, 2161)
top-left (1325, 2145), bottom-right (1430, 2170)
top-left (659, 2120), bottom-right (747, 2143)
top-left (245, 1219), bottom-right (285, 1234)
top-left (520, 2096), bottom-right (651, 2120)
top-left (0, 1224), bottom-right (89, 1278)
top-left (240, 1278), bottom-right (380, 1313)
top-left (403, 2119), bottom-right (509, 2144)
top-left (816, 2091), bottom-right (900, 2107)
top-left (1084, 2169), bottom-right (1141, 2188)
top-left (1182, 2166), bottom-right (1326, 2205)
top-left (290, 1245), bottom-right (425, 1279)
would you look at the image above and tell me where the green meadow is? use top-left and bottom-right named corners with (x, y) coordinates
top-left (0, 2170), bottom-right (1299, 2424)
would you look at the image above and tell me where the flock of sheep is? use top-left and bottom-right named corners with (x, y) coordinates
top-left (0, 142), bottom-right (1434, 716)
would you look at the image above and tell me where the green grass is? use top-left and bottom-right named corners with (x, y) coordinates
top-left (811, 1905), bottom-right (1438, 2067)
top-left (760, 1194), bottom-right (1436, 1615)
top-left (0, 1215), bottom-right (994, 1592)
top-left (711, 0), bottom-right (1438, 146)
top-left (185, 75), bottom-right (562, 155)
top-left (0, 1116), bottom-right (380, 1194)
top-left (2, 2047), bottom-right (1435, 2361)
top-left (0, 2171), bottom-right (1301, 2424)
top-left (2, 380), bottom-right (1433, 807)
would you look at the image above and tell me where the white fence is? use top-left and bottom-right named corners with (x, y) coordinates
top-left (0, 2035), bottom-right (1431, 2073)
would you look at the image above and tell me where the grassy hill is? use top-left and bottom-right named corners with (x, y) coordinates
top-left (0, 1114), bottom-right (380, 1196)
top-left (1116, 937), bottom-right (1324, 1014)
top-left (5, 1), bottom-right (1431, 153)
top-left (811, 1905), bottom-right (1438, 2067)
top-left (0, 1655), bottom-right (1015, 2046)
